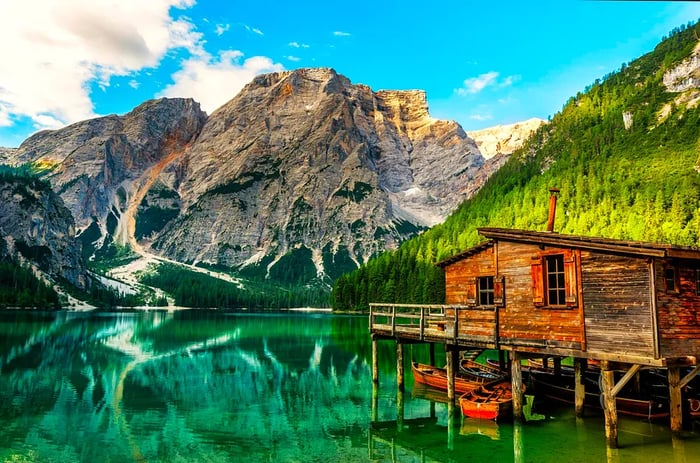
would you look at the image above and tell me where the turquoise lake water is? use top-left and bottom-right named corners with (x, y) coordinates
top-left (1, 310), bottom-right (700, 462)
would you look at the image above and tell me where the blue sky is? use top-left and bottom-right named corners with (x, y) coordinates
top-left (0, 0), bottom-right (699, 148)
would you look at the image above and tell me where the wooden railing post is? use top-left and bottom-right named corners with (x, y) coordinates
top-left (391, 305), bottom-right (396, 336)
top-left (420, 306), bottom-right (425, 340)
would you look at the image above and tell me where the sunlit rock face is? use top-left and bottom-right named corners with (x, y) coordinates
top-left (154, 68), bottom-right (488, 276)
top-left (10, 68), bottom-right (507, 281)
top-left (467, 118), bottom-right (545, 159)
top-left (12, 98), bottom-right (207, 251)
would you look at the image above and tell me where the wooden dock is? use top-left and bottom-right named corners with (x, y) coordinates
top-left (369, 224), bottom-right (700, 448)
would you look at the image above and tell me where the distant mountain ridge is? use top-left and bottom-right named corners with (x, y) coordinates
top-left (3, 67), bottom-right (539, 297)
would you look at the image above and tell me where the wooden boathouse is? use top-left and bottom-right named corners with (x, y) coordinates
top-left (370, 215), bottom-right (700, 447)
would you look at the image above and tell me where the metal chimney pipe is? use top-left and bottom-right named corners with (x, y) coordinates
top-left (547, 187), bottom-right (560, 232)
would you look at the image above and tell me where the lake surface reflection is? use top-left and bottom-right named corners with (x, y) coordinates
top-left (1, 310), bottom-right (700, 462)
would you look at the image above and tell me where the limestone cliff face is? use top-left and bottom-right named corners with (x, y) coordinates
top-left (0, 175), bottom-right (86, 288)
top-left (13, 98), bottom-right (207, 253)
top-left (0, 147), bottom-right (15, 163)
top-left (467, 118), bottom-right (546, 159)
top-left (152, 68), bottom-right (485, 276)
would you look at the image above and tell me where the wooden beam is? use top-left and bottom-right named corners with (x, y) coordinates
top-left (397, 341), bottom-right (404, 392)
top-left (680, 365), bottom-right (700, 389)
top-left (446, 347), bottom-right (459, 403)
top-left (610, 364), bottom-right (641, 398)
top-left (511, 351), bottom-right (524, 422)
top-left (600, 361), bottom-right (618, 448)
top-left (669, 367), bottom-right (682, 434)
top-left (574, 358), bottom-right (587, 417)
top-left (372, 335), bottom-right (379, 385)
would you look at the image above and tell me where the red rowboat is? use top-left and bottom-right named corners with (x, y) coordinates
top-left (459, 381), bottom-right (513, 421)
top-left (412, 362), bottom-right (504, 395)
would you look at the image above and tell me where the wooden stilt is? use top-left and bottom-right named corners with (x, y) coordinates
top-left (397, 341), bottom-right (404, 392)
top-left (371, 382), bottom-right (378, 423)
top-left (429, 342), bottom-right (435, 367)
top-left (574, 358), bottom-right (587, 417)
top-left (668, 366), bottom-right (682, 434)
top-left (499, 349), bottom-right (506, 371)
top-left (511, 351), bottom-right (524, 422)
top-left (446, 347), bottom-right (459, 403)
top-left (600, 361), bottom-right (618, 448)
top-left (372, 335), bottom-right (379, 386)
top-left (553, 357), bottom-right (561, 376)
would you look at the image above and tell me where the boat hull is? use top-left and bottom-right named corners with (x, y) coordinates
top-left (459, 381), bottom-right (512, 421)
top-left (412, 362), bottom-right (502, 395)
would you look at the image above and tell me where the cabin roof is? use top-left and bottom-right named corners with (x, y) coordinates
top-left (437, 227), bottom-right (700, 267)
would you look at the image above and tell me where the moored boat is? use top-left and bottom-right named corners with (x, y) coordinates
top-left (528, 368), bottom-right (669, 421)
top-left (459, 381), bottom-right (513, 421)
top-left (412, 362), bottom-right (505, 395)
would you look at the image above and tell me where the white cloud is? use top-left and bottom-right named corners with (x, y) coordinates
top-left (129, 79), bottom-right (140, 89)
top-left (245, 25), bottom-right (264, 36)
top-left (456, 72), bottom-right (499, 95)
top-left (286, 56), bottom-right (301, 62)
top-left (215, 24), bottom-right (230, 36)
top-left (0, 0), bottom-right (201, 131)
top-left (333, 31), bottom-right (351, 37)
top-left (456, 71), bottom-right (521, 96)
top-left (288, 41), bottom-right (310, 48)
top-left (158, 50), bottom-right (285, 114)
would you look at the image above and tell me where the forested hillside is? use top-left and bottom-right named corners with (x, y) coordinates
top-left (332, 21), bottom-right (700, 311)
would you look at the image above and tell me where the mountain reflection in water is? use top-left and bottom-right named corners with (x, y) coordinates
top-left (3, 310), bottom-right (700, 463)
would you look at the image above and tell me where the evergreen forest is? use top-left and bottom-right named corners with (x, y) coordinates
top-left (332, 21), bottom-right (700, 311)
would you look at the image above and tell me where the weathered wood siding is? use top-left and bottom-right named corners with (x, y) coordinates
top-left (444, 246), bottom-right (495, 304)
top-left (656, 261), bottom-right (700, 356)
top-left (444, 246), bottom-right (498, 344)
top-left (496, 242), bottom-right (584, 349)
top-left (581, 252), bottom-right (655, 357)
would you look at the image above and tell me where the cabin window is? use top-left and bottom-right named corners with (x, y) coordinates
top-left (466, 275), bottom-right (504, 307)
top-left (531, 250), bottom-right (578, 309)
top-left (664, 267), bottom-right (677, 293)
top-left (546, 255), bottom-right (566, 306)
top-left (478, 276), bottom-right (495, 305)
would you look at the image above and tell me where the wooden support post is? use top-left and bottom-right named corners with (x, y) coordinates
top-left (446, 347), bottom-right (459, 403)
top-left (600, 361), bottom-right (618, 448)
top-left (553, 357), bottom-right (562, 376)
top-left (499, 349), bottom-right (507, 371)
top-left (372, 336), bottom-right (379, 386)
top-left (574, 358), bottom-right (587, 417)
top-left (371, 382), bottom-right (378, 423)
top-left (397, 341), bottom-right (404, 392)
top-left (429, 342), bottom-right (435, 367)
top-left (669, 366), bottom-right (682, 434)
top-left (511, 351), bottom-right (524, 422)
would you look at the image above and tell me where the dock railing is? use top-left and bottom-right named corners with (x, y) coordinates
top-left (369, 303), bottom-right (452, 341)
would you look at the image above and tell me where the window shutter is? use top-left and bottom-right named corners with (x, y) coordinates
top-left (531, 257), bottom-right (545, 307)
top-left (564, 251), bottom-right (578, 307)
top-left (494, 275), bottom-right (505, 307)
top-left (466, 277), bottom-right (477, 306)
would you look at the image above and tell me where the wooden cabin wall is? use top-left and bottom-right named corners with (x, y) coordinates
top-left (656, 261), bottom-right (700, 356)
top-left (444, 247), bottom-right (498, 344)
top-left (444, 247), bottom-right (495, 304)
top-left (581, 252), bottom-right (655, 357)
top-left (496, 242), bottom-right (583, 349)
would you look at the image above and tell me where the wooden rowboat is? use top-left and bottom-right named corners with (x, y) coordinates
top-left (459, 381), bottom-right (513, 421)
top-left (529, 368), bottom-right (669, 421)
top-left (412, 362), bottom-right (504, 395)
